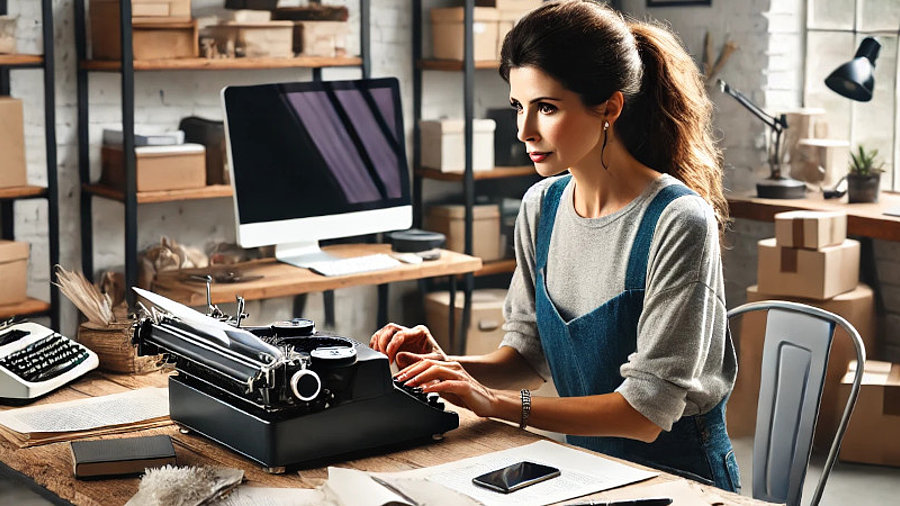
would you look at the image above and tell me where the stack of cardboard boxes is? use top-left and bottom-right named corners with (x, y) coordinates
top-left (431, 0), bottom-right (543, 61)
top-left (0, 96), bottom-right (30, 307)
top-left (90, 0), bottom-right (198, 60)
top-left (728, 210), bottom-right (877, 448)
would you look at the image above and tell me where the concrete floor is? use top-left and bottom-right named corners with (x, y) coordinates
top-left (2, 437), bottom-right (898, 504)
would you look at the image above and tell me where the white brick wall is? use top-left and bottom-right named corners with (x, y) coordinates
top-left (8, 1), bottom-right (899, 360)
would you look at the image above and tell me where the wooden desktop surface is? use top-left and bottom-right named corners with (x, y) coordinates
top-left (151, 244), bottom-right (482, 307)
top-left (0, 371), bottom-right (768, 506)
top-left (727, 190), bottom-right (900, 241)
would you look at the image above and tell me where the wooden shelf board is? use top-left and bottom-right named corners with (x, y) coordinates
top-left (0, 185), bottom-right (47, 200)
top-left (727, 190), bottom-right (900, 242)
top-left (81, 56), bottom-right (363, 71)
top-left (416, 166), bottom-right (535, 181)
top-left (83, 184), bottom-right (233, 204)
top-left (0, 54), bottom-right (43, 67)
top-left (0, 298), bottom-right (51, 320)
top-left (474, 258), bottom-right (516, 277)
top-left (419, 59), bottom-right (500, 71)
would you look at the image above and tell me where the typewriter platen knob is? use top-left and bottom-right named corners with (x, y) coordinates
top-left (290, 368), bottom-right (322, 402)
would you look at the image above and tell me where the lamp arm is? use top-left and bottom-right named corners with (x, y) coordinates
top-left (717, 79), bottom-right (785, 132)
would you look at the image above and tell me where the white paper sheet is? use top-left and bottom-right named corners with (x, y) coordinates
top-left (215, 487), bottom-right (327, 506)
top-left (0, 387), bottom-right (169, 433)
top-left (376, 440), bottom-right (657, 506)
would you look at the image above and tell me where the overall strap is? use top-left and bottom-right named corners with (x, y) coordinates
top-left (624, 184), bottom-right (697, 291)
top-left (536, 175), bottom-right (572, 271)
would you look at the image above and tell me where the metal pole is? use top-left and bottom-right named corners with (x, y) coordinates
top-left (41, 0), bottom-right (60, 328)
top-left (360, 0), bottom-right (370, 79)
top-left (121, 0), bottom-right (138, 308)
top-left (74, 0), bottom-right (93, 282)
top-left (458, 0), bottom-right (476, 356)
top-left (412, 0), bottom-right (423, 229)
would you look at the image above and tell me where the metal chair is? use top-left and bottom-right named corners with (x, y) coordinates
top-left (727, 300), bottom-right (866, 506)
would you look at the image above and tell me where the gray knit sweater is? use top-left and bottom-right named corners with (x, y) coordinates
top-left (499, 174), bottom-right (737, 431)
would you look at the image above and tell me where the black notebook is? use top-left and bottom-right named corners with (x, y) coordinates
top-left (70, 435), bottom-right (176, 479)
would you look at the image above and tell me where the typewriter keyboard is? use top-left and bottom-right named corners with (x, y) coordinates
top-left (0, 322), bottom-right (99, 400)
top-left (393, 378), bottom-right (445, 410)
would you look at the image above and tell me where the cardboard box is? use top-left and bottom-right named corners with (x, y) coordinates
top-left (91, 3), bottom-right (198, 60)
top-left (292, 21), bottom-right (349, 57)
top-left (727, 284), bottom-right (877, 448)
top-left (837, 361), bottom-right (900, 466)
top-left (476, 0), bottom-right (543, 9)
top-left (757, 238), bottom-right (859, 300)
top-left (774, 210), bottom-right (847, 249)
top-left (101, 144), bottom-right (206, 192)
top-left (0, 97), bottom-right (27, 189)
top-left (0, 240), bottom-right (29, 306)
top-left (497, 9), bottom-right (528, 56)
top-left (92, 0), bottom-right (191, 19)
top-left (420, 119), bottom-right (496, 173)
top-left (426, 204), bottom-right (504, 262)
top-left (425, 289), bottom-right (507, 355)
top-left (431, 7), bottom-right (500, 61)
top-left (0, 15), bottom-right (16, 53)
top-left (205, 22), bottom-right (294, 58)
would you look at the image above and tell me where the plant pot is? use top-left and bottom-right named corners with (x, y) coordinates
top-left (847, 173), bottom-right (881, 203)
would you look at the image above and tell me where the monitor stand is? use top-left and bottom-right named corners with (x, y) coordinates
top-left (275, 241), bottom-right (339, 268)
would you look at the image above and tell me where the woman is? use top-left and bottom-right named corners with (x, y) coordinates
top-left (370, 0), bottom-right (739, 491)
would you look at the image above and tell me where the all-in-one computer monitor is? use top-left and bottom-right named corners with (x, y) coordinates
top-left (222, 78), bottom-right (412, 268)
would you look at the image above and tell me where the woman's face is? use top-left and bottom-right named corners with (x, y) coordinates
top-left (509, 66), bottom-right (606, 177)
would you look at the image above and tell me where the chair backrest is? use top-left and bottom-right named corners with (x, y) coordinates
top-left (728, 300), bottom-right (866, 506)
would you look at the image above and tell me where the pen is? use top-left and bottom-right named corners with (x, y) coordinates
top-left (564, 497), bottom-right (673, 506)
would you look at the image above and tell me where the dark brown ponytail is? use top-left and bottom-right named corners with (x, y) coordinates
top-left (500, 1), bottom-right (729, 237)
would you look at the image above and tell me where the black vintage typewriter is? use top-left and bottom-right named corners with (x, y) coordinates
top-left (131, 287), bottom-right (458, 473)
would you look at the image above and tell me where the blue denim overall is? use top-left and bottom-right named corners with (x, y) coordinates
top-left (535, 175), bottom-right (740, 492)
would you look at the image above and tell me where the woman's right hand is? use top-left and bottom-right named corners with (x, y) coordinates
top-left (369, 323), bottom-right (442, 366)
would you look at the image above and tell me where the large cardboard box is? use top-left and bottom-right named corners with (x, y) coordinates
top-left (727, 284), bottom-right (876, 448)
top-left (425, 289), bottom-right (507, 355)
top-left (431, 7), bottom-right (500, 61)
top-left (497, 10), bottom-right (527, 57)
top-left (91, 2), bottom-right (198, 60)
top-left (101, 144), bottom-right (206, 192)
top-left (420, 119), bottom-right (496, 173)
top-left (837, 361), bottom-right (900, 466)
top-left (0, 240), bottom-right (29, 306)
top-left (0, 97), bottom-right (28, 189)
top-left (774, 210), bottom-right (847, 249)
top-left (757, 238), bottom-right (859, 300)
top-left (292, 21), bottom-right (349, 57)
top-left (426, 204), bottom-right (504, 262)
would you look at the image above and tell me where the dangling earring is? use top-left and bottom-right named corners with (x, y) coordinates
top-left (601, 121), bottom-right (610, 170)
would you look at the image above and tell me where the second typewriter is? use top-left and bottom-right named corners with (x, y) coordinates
top-left (131, 288), bottom-right (458, 472)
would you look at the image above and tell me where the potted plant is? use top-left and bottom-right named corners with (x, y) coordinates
top-left (847, 145), bottom-right (885, 203)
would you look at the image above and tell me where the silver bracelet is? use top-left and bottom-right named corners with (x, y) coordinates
top-left (519, 389), bottom-right (532, 429)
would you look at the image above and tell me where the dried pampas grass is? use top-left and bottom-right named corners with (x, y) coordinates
top-left (53, 265), bottom-right (116, 325)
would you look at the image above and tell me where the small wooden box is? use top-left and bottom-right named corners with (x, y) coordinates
top-left (90, 2), bottom-right (198, 60)
top-left (101, 144), bottom-right (207, 192)
top-left (293, 21), bottom-right (349, 57)
top-left (205, 21), bottom-right (294, 58)
top-left (77, 321), bottom-right (161, 374)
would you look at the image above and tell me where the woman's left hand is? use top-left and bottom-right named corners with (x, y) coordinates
top-left (396, 358), bottom-right (499, 418)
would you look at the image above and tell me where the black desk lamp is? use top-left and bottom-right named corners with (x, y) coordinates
top-left (825, 37), bottom-right (881, 102)
top-left (718, 79), bottom-right (806, 199)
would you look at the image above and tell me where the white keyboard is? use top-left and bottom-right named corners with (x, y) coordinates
top-left (306, 253), bottom-right (403, 277)
top-left (0, 322), bottom-right (99, 400)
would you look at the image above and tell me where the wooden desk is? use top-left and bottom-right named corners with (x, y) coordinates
top-left (151, 244), bottom-right (482, 307)
top-left (727, 191), bottom-right (900, 241)
top-left (0, 371), bottom-right (767, 506)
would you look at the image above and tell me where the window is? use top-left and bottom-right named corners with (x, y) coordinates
top-left (804, 0), bottom-right (899, 189)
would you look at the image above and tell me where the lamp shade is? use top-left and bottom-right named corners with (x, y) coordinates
top-left (825, 37), bottom-right (881, 102)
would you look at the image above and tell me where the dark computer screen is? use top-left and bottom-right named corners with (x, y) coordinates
top-left (223, 78), bottom-right (411, 226)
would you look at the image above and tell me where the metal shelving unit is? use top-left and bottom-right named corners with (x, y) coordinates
top-left (73, 1), bottom-right (371, 309)
top-left (0, 0), bottom-right (60, 328)
top-left (412, 0), bottom-right (541, 354)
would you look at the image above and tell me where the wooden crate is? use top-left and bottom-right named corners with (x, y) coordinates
top-left (90, 2), bottom-right (198, 60)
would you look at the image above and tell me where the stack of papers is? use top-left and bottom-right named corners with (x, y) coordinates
top-left (0, 387), bottom-right (171, 447)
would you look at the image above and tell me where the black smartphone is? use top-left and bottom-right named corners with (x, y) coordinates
top-left (471, 461), bottom-right (561, 494)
